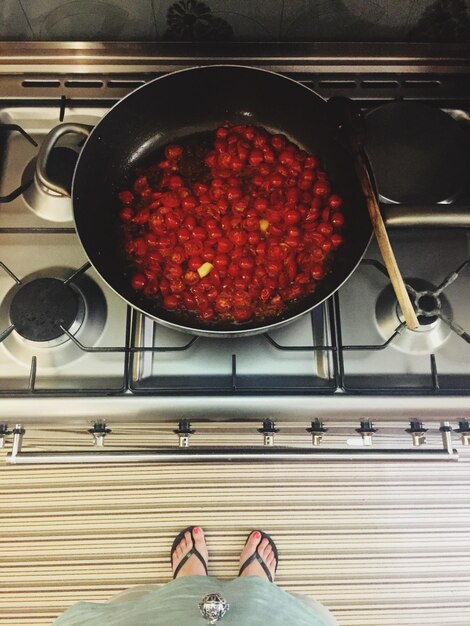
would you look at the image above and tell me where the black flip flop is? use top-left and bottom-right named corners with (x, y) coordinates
top-left (238, 530), bottom-right (279, 583)
top-left (170, 526), bottom-right (208, 579)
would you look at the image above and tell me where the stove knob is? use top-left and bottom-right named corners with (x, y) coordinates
top-left (355, 420), bottom-right (377, 446)
top-left (406, 420), bottom-right (428, 447)
top-left (258, 419), bottom-right (279, 447)
top-left (0, 424), bottom-right (12, 449)
top-left (455, 420), bottom-right (470, 446)
top-left (88, 421), bottom-right (111, 447)
top-left (174, 419), bottom-right (195, 448)
top-left (307, 419), bottom-right (328, 446)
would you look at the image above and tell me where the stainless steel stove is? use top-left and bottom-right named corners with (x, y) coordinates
top-left (1, 43), bottom-right (470, 463)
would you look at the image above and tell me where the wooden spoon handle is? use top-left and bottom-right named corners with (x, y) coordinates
top-left (328, 96), bottom-right (419, 330)
top-left (355, 152), bottom-right (419, 330)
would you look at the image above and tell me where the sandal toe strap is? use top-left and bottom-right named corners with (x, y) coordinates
top-left (173, 546), bottom-right (208, 579)
top-left (238, 550), bottom-right (273, 583)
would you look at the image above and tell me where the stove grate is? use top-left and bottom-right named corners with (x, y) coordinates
top-left (336, 255), bottom-right (470, 395)
top-left (0, 124), bottom-right (37, 203)
top-left (0, 260), bottom-right (129, 395)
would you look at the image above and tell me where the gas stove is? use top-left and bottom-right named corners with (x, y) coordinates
top-left (0, 43), bottom-right (470, 460)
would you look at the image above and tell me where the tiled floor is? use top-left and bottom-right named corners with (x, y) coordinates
top-left (1, 423), bottom-right (469, 625)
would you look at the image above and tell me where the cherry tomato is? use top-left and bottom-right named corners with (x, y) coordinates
top-left (311, 264), bottom-right (325, 280)
top-left (249, 149), bottom-right (264, 167)
top-left (331, 211), bottom-right (345, 227)
top-left (162, 192), bottom-right (180, 208)
top-left (131, 273), bottom-right (146, 290)
top-left (284, 209), bottom-right (301, 225)
top-left (118, 191), bottom-right (134, 205)
top-left (120, 122), bottom-right (345, 325)
top-left (331, 233), bottom-right (344, 248)
top-left (165, 145), bottom-right (183, 159)
top-left (328, 194), bottom-right (343, 210)
top-left (313, 182), bottom-right (330, 197)
top-left (230, 230), bottom-right (247, 247)
top-left (163, 294), bottom-right (179, 309)
top-left (233, 307), bottom-right (254, 322)
top-left (119, 207), bottom-right (133, 222)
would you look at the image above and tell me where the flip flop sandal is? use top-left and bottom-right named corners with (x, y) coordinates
top-left (238, 530), bottom-right (279, 583)
top-left (170, 526), bottom-right (208, 579)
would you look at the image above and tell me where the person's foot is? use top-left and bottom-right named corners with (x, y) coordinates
top-left (238, 531), bottom-right (277, 581)
top-left (171, 527), bottom-right (208, 578)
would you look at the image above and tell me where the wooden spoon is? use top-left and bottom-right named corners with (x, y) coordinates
top-left (329, 97), bottom-right (419, 330)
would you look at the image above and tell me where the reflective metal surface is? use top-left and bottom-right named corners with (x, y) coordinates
top-left (5, 447), bottom-right (459, 465)
top-left (375, 278), bottom-right (453, 355)
top-left (0, 235), bottom-right (127, 390)
top-left (383, 205), bottom-right (470, 229)
top-left (199, 593), bottom-right (229, 625)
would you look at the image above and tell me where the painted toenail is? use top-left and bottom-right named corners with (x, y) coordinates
top-left (194, 527), bottom-right (199, 534)
top-left (254, 531), bottom-right (261, 539)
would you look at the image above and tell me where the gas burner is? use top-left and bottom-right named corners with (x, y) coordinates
top-left (376, 278), bottom-right (453, 355)
top-left (0, 267), bottom-right (107, 369)
top-left (10, 278), bottom-right (83, 343)
top-left (22, 146), bottom-right (78, 223)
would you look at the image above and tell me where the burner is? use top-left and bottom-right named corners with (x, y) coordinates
top-left (22, 147), bottom-right (78, 222)
top-left (375, 278), bottom-right (453, 355)
top-left (10, 278), bottom-right (80, 342)
top-left (0, 267), bottom-right (107, 370)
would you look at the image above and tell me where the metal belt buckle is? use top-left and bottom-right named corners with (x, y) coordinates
top-left (199, 592), bottom-right (230, 625)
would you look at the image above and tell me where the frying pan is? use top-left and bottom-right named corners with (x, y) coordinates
top-left (364, 101), bottom-right (469, 205)
top-left (37, 65), bottom-right (372, 337)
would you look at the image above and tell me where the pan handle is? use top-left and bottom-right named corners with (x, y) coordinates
top-left (36, 123), bottom-right (92, 197)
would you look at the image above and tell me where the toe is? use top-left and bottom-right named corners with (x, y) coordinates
top-left (240, 532), bottom-right (260, 562)
top-left (266, 552), bottom-right (276, 568)
top-left (257, 538), bottom-right (269, 558)
top-left (193, 527), bottom-right (205, 553)
top-left (247, 531), bottom-right (262, 549)
top-left (264, 543), bottom-right (273, 557)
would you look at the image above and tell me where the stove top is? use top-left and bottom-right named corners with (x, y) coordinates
top-left (0, 42), bottom-right (469, 424)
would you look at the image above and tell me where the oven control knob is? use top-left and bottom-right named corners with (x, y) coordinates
top-left (0, 424), bottom-right (12, 449)
top-left (174, 419), bottom-right (195, 448)
top-left (88, 421), bottom-right (111, 447)
top-left (455, 420), bottom-right (470, 446)
top-left (307, 419), bottom-right (328, 446)
top-left (355, 420), bottom-right (377, 446)
top-left (258, 419), bottom-right (279, 447)
top-left (406, 420), bottom-right (428, 447)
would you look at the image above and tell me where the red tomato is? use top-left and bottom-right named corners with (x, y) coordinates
top-left (230, 230), bottom-right (247, 247)
top-left (121, 122), bottom-right (345, 325)
top-left (119, 207), bottom-right (133, 222)
top-left (131, 273), bottom-right (146, 290)
top-left (313, 182), bottom-right (330, 197)
top-left (118, 191), bottom-right (134, 205)
top-left (311, 264), bottom-right (325, 280)
top-left (163, 294), bottom-right (179, 309)
top-left (233, 307), bottom-right (254, 322)
top-left (331, 211), bottom-right (345, 227)
top-left (284, 209), bottom-right (301, 225)
top-left (165, 145), bottom-right (183, 159)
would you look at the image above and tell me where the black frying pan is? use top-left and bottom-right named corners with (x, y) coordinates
top-left (365, 101), bottom-right (469, 205)
top-left (40, 66), bottom-right (372, 337)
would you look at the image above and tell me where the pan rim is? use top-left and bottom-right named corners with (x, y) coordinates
top-left (71, 64), bottom-right (372, 337)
